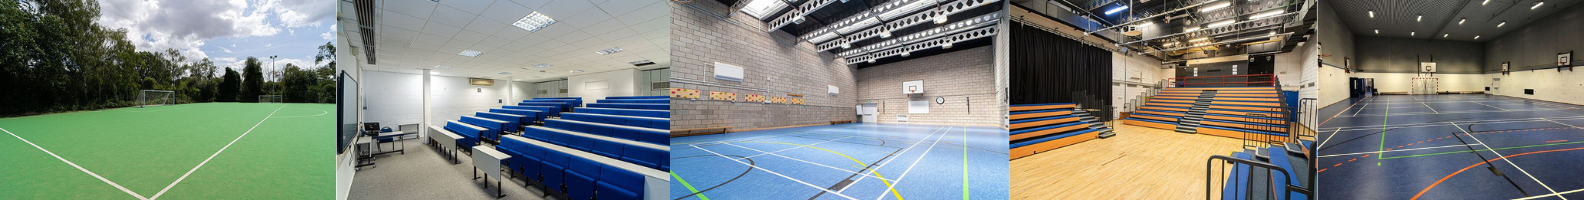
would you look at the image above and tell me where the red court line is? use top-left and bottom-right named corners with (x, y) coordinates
top-left (1320, 96), bottom-right (1372, 127)
top-left (1412, 146), bottom-right (1584, 200)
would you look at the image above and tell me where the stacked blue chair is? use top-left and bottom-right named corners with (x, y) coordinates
top-left (578, 108), bottom-right (669, 118)
top-left (586, 103), bottom-right (668, 110)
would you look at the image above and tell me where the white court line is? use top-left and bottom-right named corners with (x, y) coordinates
top-left (836, 126), bottom-right (949, 194)
top-left (692, 143), bottom-right (860, 200)
top-left (2, 127), bottom-right (150, 200)
top-left (1325, 115), bottom-right (1584, 131)
top-left (1473, 101), bottom-right (1510, 111)
top-left (871, 126), bottom-right (951, 200)
top-left (1423, 102), bottom-right (1439, 114)
top-left (148, 105), bottom-right (286, 200)
top-left (1515, 188), bottom-right (1584, 200)
top-left (266, 107), bottom-right (328, 119)
top-left (1319, 144), bottom-right (1483, 158)
top-left (1451, 122), bottom-right (1563, 200)
top-left (1543, 118), bottom-right (1583, 129)
top-left (118, 104), bottom-right (208, 113)
top-left (1317, 128), bottom-right (1341, 149)
top-left (1342, 108), bottom-right (1577, 118)
top-left (1353, 101), bottom-right (1372, 116)
top-left (737, 135), bottom-right (858, 159)
top-left (715, 142), bottom-right (896, 182)
top-left (673, 130), bottom-right (819, 145)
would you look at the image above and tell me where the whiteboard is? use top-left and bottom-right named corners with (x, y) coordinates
top-left (908, 100), bottom-right (929, 114)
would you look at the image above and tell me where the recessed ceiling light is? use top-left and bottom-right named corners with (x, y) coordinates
top-left (1459, 18), bottom-right (1466, 25)
top-left (1416, 15), bottom-right (1422, 22)
top-left (570, 70), bottom-right (584, 73)
top-left (459, 50), bottom-right (482, 57)
top-left (1368, 10), bottom-right (1375, 18)
top-left (1410, 31), bottom-right (1416, 36)
top-left (1444, 33), bottom-right (1450, 38)
top-left (1201, 1), bottom-right (1231, 13)
top-left (436, 65), bottom-right (452, 69)
top-left (1475, 35), bottom-right (1481, 39)
top-left (1498, 21), bottom-right (1506, 27)
top-left (1532, 1), bottom-right (1544, 10)
top-left (595, 47), bottom-right (623, 55)
top-left (1374, 29), bottom-right (1379, 34)
top-left (512, 11), bottom-right (555, 32)
top-left (533, 64), bottom-right (551, 68)
top-left (1482, 0), bottom-right (1490, 5)
top-left (498, 72), bottom-right (511, 75)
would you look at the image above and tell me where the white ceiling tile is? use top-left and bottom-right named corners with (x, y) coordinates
top-left (534, 0), bottom-right (594, 21)
top-left (493, 26), bottom-right (532, 41)
top-left (384, 11), bottom-right (430, 31)
top-left (581, 19), bottom-right (626, 38)
top-left (439, 0), bottom-right (494, 15)
top-left (616, 2), bottom-right (667, 25)
top-left (559, 8), bottom-right (614, 29)
top-left (595, 0), bottom-right (650, 17)
top-left (420, 21), bottom-right (462, 37)
top-left (479, 1), bottom-right (532, 24)
top-left (382, 26), bottom-right (422, 40)
top-left (531, 24), bottom-right (577, 40)
top-left (463, 20), bottom-right (506, 36)
top-left (385, 1), bottom-right (438, 19)
top-left (453, 30), bottom-right (490, 44)
top-left (596, 28), bottom-right (641, 42)
top-left (431, 5), bottom-right (479, 28)
top-left (510, 0), bottom-right (552, 10)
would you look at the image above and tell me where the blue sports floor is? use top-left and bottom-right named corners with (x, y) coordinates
top-left (1315, 94), bottom-right (1584, 200)
top-left (669, 123), bottom-right (1009, 200)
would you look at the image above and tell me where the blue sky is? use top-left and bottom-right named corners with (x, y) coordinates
top-left (95, 0), bottom-right (336, 73)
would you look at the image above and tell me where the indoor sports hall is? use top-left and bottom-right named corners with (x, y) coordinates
top-left (333, 0), bottom-right (671, 199)
top-left (1007, 0), bottom-right (1320, 199)
top-left (669, 0), bottom-right (1009, 199)
top-left (0, 103), bottom-right (333, 199)
top-left (1315, 1), bottom-right (1584, 199)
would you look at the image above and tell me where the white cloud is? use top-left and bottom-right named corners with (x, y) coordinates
top-left (321, 24), bottom-right (336, 40)
top-left (94, 0), bottom-right (331, 59)
top-left (219, 47), bottom-right (234, 53)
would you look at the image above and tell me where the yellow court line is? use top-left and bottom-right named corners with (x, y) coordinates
top-left (733, 141), bottom-right (906, 200)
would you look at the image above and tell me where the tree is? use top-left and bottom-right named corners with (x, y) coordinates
top-left (219, 68), bottom-right (240, 102)
top-left (241, 57), bottom-right (263, 102)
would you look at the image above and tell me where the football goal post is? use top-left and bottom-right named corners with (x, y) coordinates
top-left (260, 95), bottom-right (284, 103)
top-left (137, 90), bottom-right (175, 108)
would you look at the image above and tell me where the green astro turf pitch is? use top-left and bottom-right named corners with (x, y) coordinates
top-left (0, 103), bottom-right (333, 199)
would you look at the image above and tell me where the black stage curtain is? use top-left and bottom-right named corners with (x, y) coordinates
top-left (1010, 22), bottom-right (1112, 106)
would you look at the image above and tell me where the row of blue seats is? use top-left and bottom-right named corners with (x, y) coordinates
top-left (586, 103), bottom-right (667, 110)
top-left (504, 105), bottom-right (560, 117)
top-left (598, 96), bottom-right (662, 99)
top-left (520, 126), bottom-right (668, 171)
top-left (519, 101), bottom-right (573, 112)
top-left (561, 113), bottom-right (668, 129)
top-left (526, 98), bottom-right (582, 108)
top-left (445, 120), bottom-right (486, 147)
top-left (596, 99), bottom-right (668, 104)
top-left (459, 116), bottom-right (510, 142)
top-left (543, 119), bottom-right (667, 146)
top-left (578, 108), bottom-right (669, 118)
top-left (532, 97), bottom-right (583, 107)
top-left (497, 135), bottom-right (647, 200)
top-left (488, 109), bottom-right (544, 123)
top-left (475, 112), bottom-right (529, 129)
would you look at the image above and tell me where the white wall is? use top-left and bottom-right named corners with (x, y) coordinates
top-left (1319, 65), bottom-right (1350, 107)
top-left (1349, 73), bottom-right (1488, 93)
top-left (1113, 51), bottom-right (1166, 119)
top-left (360, 71), bottom-right (515, 139)
top-left (567, 69), bottom-right (639, 101)
top-left (1489, 70), bottom-right (1584, 105)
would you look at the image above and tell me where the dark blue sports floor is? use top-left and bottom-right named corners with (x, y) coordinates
top-left (1316, 94), bottom-right (1584, 200)
top-left (669, 123), bottom-right (1009, 200)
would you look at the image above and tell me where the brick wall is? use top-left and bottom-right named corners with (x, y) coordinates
top-left (670, 1), bottom-right (859, 131)
top-left (856, 46), bottom-right (1001, 126)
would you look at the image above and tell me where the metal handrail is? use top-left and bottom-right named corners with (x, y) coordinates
top-left (1207, 155), bottom-right (1309, 200)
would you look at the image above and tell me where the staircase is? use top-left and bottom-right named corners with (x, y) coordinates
top-left (1175, 90), bottom-right (1216, 133)
top-left (1009, 103), bottom-right (1106, 160)
top-left (1073, 109), bottom-right (1114, 138)
top-left (1124, 86), bottom-right (1289, 142)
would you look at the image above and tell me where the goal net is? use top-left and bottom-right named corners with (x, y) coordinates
top-left (259, 95), bottom-right (284, 103)
top-left (137, 90), bottom-right (175, 108)
top-left (1410, 78), bottom-right (1439, 95)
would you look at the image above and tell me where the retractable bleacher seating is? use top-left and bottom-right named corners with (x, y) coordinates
top-left (1008, 103), bottom-right (1113, 160)
top-left (1211, 139), bottom-right (1314, 200)
top-left (1124, 86), bottom-right (1288, 143)
top-left (440, 96), bottom-right (670, 199)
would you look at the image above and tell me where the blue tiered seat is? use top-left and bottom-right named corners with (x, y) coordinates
top-left (586, 103), bottom-right (668, 110)
top-left (560, 113), bottom-right (669, 129)
top-left (505, 105), bottom-right (560, 117)
top-left (542, 119), bottom-right (668, 145)
top-left (495, 135), bottom-right (659, 200)
top-left (577, 108), bottom-right (669, 118)
top-left (475, 112), bottom-right (527, 130)
top-left (603, 96), bottom-right (667, 99)
top-left (444, 120), bottom-right (487, 147)
top-left (1008, 103), bottom-right (1104, 160)
top-left (519, 102), bottom-right (572, 112)
top-left (459, 116), bottom-right (509, 142)
top-left (597, 99), bottom-right (668, 104)
top-left (526, 98), bottom-right (581, 107)
top-left (533, 97), bottom-right (583, 106)
top-left (489, 108), bottom-right (544, 123)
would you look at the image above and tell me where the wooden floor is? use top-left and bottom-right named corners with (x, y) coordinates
top-left (1010, 124), bottom-right (1246, 199)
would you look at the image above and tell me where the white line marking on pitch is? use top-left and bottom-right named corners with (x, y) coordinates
top-left (1318, 128), bottom-right (1341, 150)
top-left (2, 127), bottom-right (150, 200)
top-left (1319, 144), bottom-right (1482, 158)
top-left (1473, 101), bottom-right (1510, 111)
top-left (692, 143), bottom-right (859, 200)
top-left (148, 104), bottom-right (286, 200)
top-left (738, 135), bottom-right (857, 160)
top-left (872, 126), bottom-right (951, 200)
top-left (837, 126), bottom-right (949, 194)
top-left (1543, 118), bottom-right (1582, 129)
top-left (1423, 102), bottom-right (1439, 114)
top-left (1451, 122), bottom-right (1563, 200)
top-left (716, 142), bottom-right (894, 182)
top-left (1515, 187), bottom-right (1584, 200)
